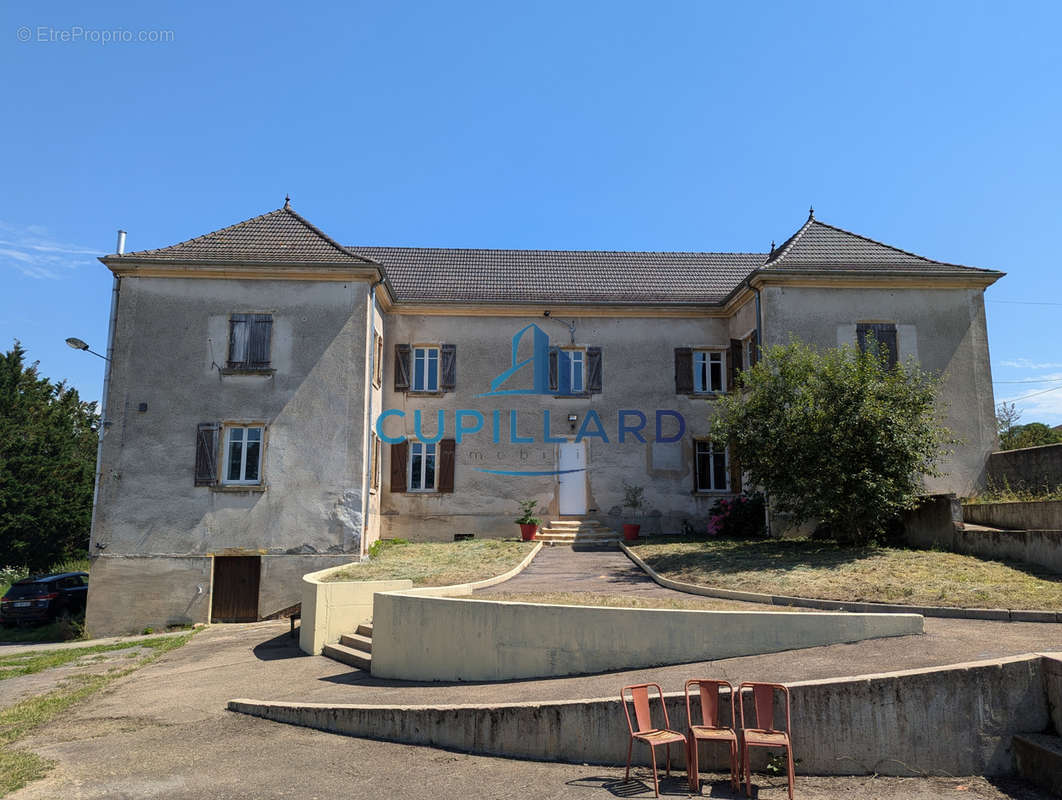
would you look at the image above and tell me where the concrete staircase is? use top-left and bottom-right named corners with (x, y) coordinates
top-left (535, 518), bottom-right (620, 547)
top-left (322, 623), bottom-right (373, 671)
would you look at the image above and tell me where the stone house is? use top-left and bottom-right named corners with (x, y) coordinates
top-left (84, 202), bottom-right (1003, 634)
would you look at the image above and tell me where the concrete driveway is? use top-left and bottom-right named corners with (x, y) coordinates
top-left (5, 622), bottom-right (1055, 799)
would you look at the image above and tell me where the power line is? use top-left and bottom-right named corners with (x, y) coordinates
top-left (1003, 384), bottom-right (1062, 402)
top-left (993, 377), bottom-right (1062, 384)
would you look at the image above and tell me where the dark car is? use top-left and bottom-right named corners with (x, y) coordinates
top-left (0, 571), bottom-right (89, 627)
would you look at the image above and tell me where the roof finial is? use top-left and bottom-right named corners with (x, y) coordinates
top-left (769, 240), bottom-right (776, 256)
top-left (808, 205), bottom-right (814, 219)
top-left (284, 194), bottom-right (291, 210)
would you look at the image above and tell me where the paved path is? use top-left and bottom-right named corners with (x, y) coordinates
top-left (8, 623), bottom-right (1053, 800)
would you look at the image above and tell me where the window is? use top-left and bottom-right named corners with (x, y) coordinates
top-left (369, 432), bottom-right (380, 492)
top-left (695, 441), bottom-right (729, 492)
top-left (693, 350), bottom-right (725, 393)
top-left (563, 348), bottom-right (585, 394)
top-left (412, 346), bottom-right (440, 392)
top-left (408, 441), bottom-right (436, 491)
top-left (228, 314), bottom-right (273, 370)
top-left (857, 323), bottom-right (898, 369)
top-left (222, 425), bottom-right (264, 485)
top-left (372, 332), bottom-right (384, 388)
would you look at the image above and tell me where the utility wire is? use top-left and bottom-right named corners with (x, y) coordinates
top-left (993, 377), bottom-right (1062, 384)
top-left (1003, 384), bottom-right (1062, 402)
top-left (988, 300), bottom-right (1062, 306)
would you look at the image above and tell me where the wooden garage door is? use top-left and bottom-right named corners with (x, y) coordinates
top-left (211, 556), bottom-right (260, 622)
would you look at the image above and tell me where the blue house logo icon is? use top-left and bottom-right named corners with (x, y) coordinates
top-left (477, 323), bottom-right (552, 398)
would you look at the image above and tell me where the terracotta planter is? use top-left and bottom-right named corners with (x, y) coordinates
top-left (622, 524), bottom-right (641, 541)
top-left (519, 523), bottom-right (539, 541)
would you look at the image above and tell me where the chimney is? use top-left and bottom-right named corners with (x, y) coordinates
top-left (116, 230), bottom-right (127, 255)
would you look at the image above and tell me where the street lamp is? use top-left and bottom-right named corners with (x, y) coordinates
top-left (65, 337), bottom-right (110, 362)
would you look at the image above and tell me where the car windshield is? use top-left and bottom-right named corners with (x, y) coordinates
top-left (3, 582), bottom-right (51, 599)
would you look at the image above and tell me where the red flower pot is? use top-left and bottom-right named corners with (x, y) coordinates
top-left (622, 524), bottom-right (641, 541)
top-left (519, 523), bottom-right (539, 541)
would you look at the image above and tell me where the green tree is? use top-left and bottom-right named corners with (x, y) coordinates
top-left (712, 338), bottom-right (955, 545)
top-left (1000, 421), bottom-right (1062, 451)
top-left (0, 342), bottom-right (98, 571)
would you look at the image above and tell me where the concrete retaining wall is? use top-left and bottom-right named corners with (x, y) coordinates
top-left (298, 543), bottom-right (543, 655)
top-left (370, 592), bottom-right (922, 682)
top-left (230, 653), bottom-right (1052, 777)
top-left (963, 500), bottom-right (1062, 533)
top-left (986, 444), bottom-right (1062, 493)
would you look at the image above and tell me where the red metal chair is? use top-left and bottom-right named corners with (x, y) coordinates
top-left (737, 682), bottom-right (795, 800)
top-left (684, 679), bottom-right (739, 794)
top-left (621, 683), bottom-right (687, 797)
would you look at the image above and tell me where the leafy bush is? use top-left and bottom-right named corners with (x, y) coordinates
top-left (514, 500), bottom-right (542, 526)
top-left (367, 538), bottom-right (409, 559)
top-left (706, 492), bottom-right (766, 539)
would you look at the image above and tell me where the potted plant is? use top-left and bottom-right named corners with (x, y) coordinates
top-left (515, 499), bottom-right (542, 541)
top-left (621, 482), bottom-right (645, 540)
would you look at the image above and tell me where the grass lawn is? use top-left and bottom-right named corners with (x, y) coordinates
top-left (322, 539), bottom-right (536, 586)
top-left (0, 636), bottom-right (187, 681)
top-left (460, 591), bottom-right (817, 612)
top-left (0, 631), bottom-right (194, 796)
top-left (630, 537), bottom-right (1062, 610)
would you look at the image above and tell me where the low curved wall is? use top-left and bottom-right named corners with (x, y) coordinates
top-left (230, 653), bottom-right (1056, 777)
top-left (299, 543), bottom-right (543, 656)
top-left (370, 592), bottom-right (923, 682)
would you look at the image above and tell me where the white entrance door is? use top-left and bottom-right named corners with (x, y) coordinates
top-left (558, 441), bottom-right (587, 515)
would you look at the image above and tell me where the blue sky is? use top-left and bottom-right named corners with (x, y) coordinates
top-left (2, 1), bottom-right (1061, 423)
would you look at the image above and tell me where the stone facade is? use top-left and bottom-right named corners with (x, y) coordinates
top-left (84, 204), bottom-right (1003, 634)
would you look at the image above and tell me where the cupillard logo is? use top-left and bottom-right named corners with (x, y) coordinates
top-left (374, 323), bottom-right (687, 477)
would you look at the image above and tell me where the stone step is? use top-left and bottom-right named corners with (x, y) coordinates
top-left (322, 642), bottom-right (372, 671)
top-left (546, 519), bottom-right (611, 529)
top-left (1013, 733), bottom-right (1062, 796)
top-left (356, 622), bottom-right (373, 638)
top-left (340, 633), bottom-right (373, 652)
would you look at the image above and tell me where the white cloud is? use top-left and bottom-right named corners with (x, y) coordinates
top-left (1000, 376), bottom-right (1062, 425)
top-left (998, 358), bottom-right (1062, 369)
top-left (0, 221), bottom-right (97, 279)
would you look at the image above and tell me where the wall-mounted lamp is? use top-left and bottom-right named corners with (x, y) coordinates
top-left (567, 414), bottom-right (578, 431)
top-left (65, 337), bottom-right (110, 362)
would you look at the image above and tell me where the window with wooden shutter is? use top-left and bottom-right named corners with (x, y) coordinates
top-left (440, 344), bottom-right (457, 392)
top-left (390, 440), bottom-right (408, 492)
top-left (729, 339), bottom-right (743, 389)
top-left (437, 438), bottom-right (456, 493)
top-left (748, 330), bottom-right (759, 367)
top-left (728, 443), bottom-right (742, 495)
top-left (394, 344), bottom-right (411, 391)
top-left (195, 423), bottom-right (219, 486)
top-left (674, 348), bottom-right (693, 394)
top-left (587, 347), bottom-right (603, 393)
top-left (228, 314), bottom-right (272, 370)
top-left (548, 347), bottom-right (559, 392)
top-left (694, 440), bottom-right (729, 492)
top-left (857, 323), bottom-right (898, 369)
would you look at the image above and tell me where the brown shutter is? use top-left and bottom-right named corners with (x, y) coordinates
top-left (587, 347), bottom-right (603, 393)
top-left (877, 324), bottom-right (898, 369)
top-left (856, 323), bottom-right (872, 355)
top-left (728, 443), bottom-right (742, 494)
top-left (749, 330), bottom-right (759, 367)
top-left (390, 440), bottom-right (408, 493)
top-left (195, 423), bottom-right (219, 486)
top-left (729, 339), bottom-right (743, 389)
top-left (440, 344), bottom-right (457, 391)
top-left (394, 344), bottom-right (411, 391)
top-left (548, 347), bottom-right (559, 392)
top-left (248, 314), bottom-right (273, 368)
top-left (675, 348), bottom-right (693, 394)
top-left (692, 440), bottom-right (701, 492)
top-left (437, 438), bottom-right (456, 493)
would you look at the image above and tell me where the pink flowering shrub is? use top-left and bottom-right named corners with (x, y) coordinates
top-left (705, 492), bottom-right (766, 539)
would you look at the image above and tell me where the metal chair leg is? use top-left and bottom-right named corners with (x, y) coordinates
top-left (625, 737), bottom-right (633, 781)
top-left (786, 745), bottom-right (796, 800)
top-left (650, 744), bottom-right (660, 797)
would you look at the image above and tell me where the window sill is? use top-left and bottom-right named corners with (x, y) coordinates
top-left (693, 489), bottom-right (731, 495)
top-left (220, 367), bottom-right (276, 377)
top-left (552, 393), bottom-right (594, 399)
top-left (211, 484), bottom-right (267, 494)
top-left (405, 390), bottom-right (445, 397)
top-left (686, 391), bottom-right (727, 398)
top-left (406, 489), bottom-right (441, 494)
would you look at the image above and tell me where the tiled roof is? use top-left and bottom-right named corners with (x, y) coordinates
top-left (765, 215), bottom-right (998, 274)
top-left (113, 205), bottom-right (375, 265)
top-left (348, 247), bottom-right (766, 304)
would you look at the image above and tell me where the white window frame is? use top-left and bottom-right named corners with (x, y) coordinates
top-left (412, 346), bottom-right (440, 392)
top-left (562, 347), bottom-right (586, 395)
top-left (372, 332), bottom-right (384, 389)
top-left (222, 424), bottom-right (265, 485)
top-left (408, 440), bottom-right (437, 492)
top-left (694, 440), bottom-right (729, 492)
top-left (369, 432), bottom-right (380, 493)
top-left (693, 349), bottom-right (726, 394)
